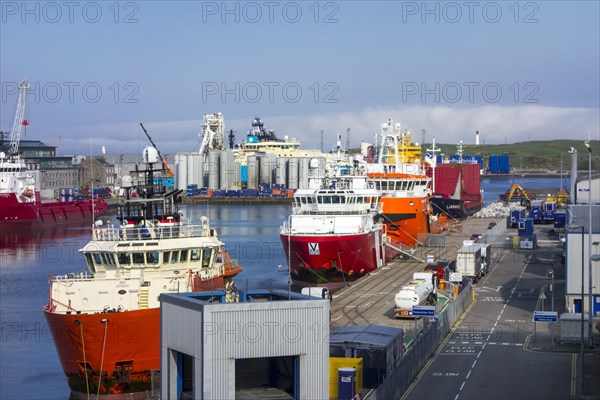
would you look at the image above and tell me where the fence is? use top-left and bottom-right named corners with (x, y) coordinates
top-left (367, 282), bottom-right (474, 400)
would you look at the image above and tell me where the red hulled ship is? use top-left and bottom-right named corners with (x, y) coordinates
top-left (280, 166), bottom-right (386, 285)
top-left (425, 140), bottom-right (483, 219)
top-left (1, 79), bottom-right (107, 228)
top-left (43, 148), bottom-right (241, 398)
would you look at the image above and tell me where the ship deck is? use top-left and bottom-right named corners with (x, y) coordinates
top-left (329, 217), bottom-right (505, 333)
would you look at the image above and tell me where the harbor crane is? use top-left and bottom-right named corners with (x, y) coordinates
top-left (6, 79), bottom-right (30, 156)
top-left (139, 123), bottom-right (174, 177)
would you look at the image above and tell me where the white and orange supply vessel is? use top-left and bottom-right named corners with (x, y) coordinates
top-left (43, 148), bottom-right (241, 399)
top-left (280, 161), bottom-right (386, 285)
top-left (366, 119), bottom-right (438, 251)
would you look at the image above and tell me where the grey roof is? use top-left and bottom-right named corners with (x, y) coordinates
top-left (329, 324), bottom-right (403, 347)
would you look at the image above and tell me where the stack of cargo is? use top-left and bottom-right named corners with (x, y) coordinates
top-left (186, 184), bottom-right (200, 197)
top-left (488, 155), bottom-right (510, 174)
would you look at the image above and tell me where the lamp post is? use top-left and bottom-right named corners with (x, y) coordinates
top-left (549, 269), bottom-right (554, 312)
top-left (570, 224), bottom-right (585, 397)
top-left (584, 140), bottom-right (593, 347)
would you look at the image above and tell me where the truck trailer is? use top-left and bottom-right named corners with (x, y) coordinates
top-left (456, 244), bottom-right (484, 283)
top-left (394, 272), bottom-right (437, 318)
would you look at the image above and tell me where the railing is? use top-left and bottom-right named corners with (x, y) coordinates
top-left (51, 271), bottom-right (93, 282)
top-left (92, 223), bottom-right (213, 241)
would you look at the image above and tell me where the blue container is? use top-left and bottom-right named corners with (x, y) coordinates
top-left (337, 368), bottom-right (356, 400)
top-left (241, 189), bottom-right (259, 197)
top-left (240, 165), bottom-right (248, 183)
top-left (554, 212), bottom-right (566, 229)
top-left (489, 155), bottom-right (510, 174)
top-left (518, 218), bottom-right (534, 236)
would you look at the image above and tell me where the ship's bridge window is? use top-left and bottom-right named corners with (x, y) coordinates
top-left (170, 251), bottom-right (179, 263)
top-left (92, 253), bottom-right (103, 265)
top-left (85, 253), bottom-right (96, 273)
top-left (146, 251), bottom-right (159, 265)
top-left (180, 249), bottom-right (189, 263)
top-left (132, 252), bottom-right (144, 264)
top-left (191, 249), bottom-right (202, 261)
top-left (202, 248), bottom-right (213, 268)
top-left (163, 251), bottom-right (171, 263)
top-left (118, 253), bottom-right (131, 266)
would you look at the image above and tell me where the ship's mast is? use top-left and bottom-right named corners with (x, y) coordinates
top-left (426, 137), bottom-right (441, 193)
top-left (9, 79), bottom-right (29, 157)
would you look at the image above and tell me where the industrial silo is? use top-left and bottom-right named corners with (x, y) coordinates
top-left (175, 152), bottom-right (188, 190)
top-left (247, 155), bottom-right (259, 190)
top-left (287, 157), bottom-right (299, 190)
top-left (207, 151), bottom-right (220, 189)
top-left (275, 157), bottom-right (288, 187)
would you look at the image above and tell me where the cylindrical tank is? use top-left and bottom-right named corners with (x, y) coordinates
top-left (247, 155), bottom-right (258, 190)
top-left (287, 157), bottom-right (299, 189)
top-left (175, 153), bottom-right (188, 190)
top-left (234, 161), bottom-right (241, 188)
top-left (207, 151), bottom-right (220, 189)
top-left (299, 157), bottom-right (310, 189)
top-left (219, 150), bottom-right (236, 190)
top-left (259, 154), bottom-right (274, 186)
top-left (275, 158), bottom-right (288, 186)
top-left (394, 281), bottom-right (434, 310)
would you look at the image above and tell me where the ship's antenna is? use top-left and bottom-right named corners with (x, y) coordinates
top-left (288, 214), bottom-right (292, 300)
top-left (90, 135), bottom-right (95, 227)
top-left (320, 130), bottom-right (324, 153)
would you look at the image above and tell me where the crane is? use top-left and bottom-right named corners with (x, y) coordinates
top-left (8, 79), bottom-right (30, 156)
top-left (139, 123), bottom-right (174, 177)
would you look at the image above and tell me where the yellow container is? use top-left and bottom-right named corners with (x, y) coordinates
top-left (512, 235), bottom-right (520, 249)
top-left (329, 357), bottom-right (363, 399)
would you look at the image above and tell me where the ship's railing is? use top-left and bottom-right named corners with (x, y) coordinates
top-left (92, 223), bottom-right (213, 241)
top-left (293, 203), bottom-right (379, 215)
top-left (51, 271), bottom-right (94, 282)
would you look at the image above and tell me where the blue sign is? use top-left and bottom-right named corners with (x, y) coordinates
top-left (412, 305), bottom-right (435, 316)
top-left (533, 311), bottom-right (558, 322)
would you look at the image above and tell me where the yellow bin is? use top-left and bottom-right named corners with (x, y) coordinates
top-left (329, 357), bottom-right (363, 399)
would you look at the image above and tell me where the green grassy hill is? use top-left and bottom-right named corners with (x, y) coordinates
top-left (424, 139), bottom-right (600, 171)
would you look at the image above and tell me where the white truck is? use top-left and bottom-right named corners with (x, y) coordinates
top-left (301, 287), bottom-right (332, 300)
top-left (456, 244), bottom-right (484, 283)
top-left (394, 272), bottom-right (437, 318)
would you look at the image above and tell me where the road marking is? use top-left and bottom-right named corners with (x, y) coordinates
top-left (477, 351), bottom-right (482, 358)
top-left (497, 285), bottom-right (502, 292)
top-left (454, 395), bottom-right (459, 400)
top-left (466, 370), bottom-right (471, 379)
top-left (460, 381), bottom-right (465, 391)
top-left (472, 360), bottom-right (478, 368)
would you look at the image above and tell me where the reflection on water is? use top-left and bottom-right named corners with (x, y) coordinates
top-left (0, 205), bottom-right (293, 399)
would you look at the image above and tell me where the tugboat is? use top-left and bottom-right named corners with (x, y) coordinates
top-left (43, 146), bottom-right (242, 398)
top-left (280, 161), bottom-right (385, 285)
top-left (0, 79), bottom-right (107, 228)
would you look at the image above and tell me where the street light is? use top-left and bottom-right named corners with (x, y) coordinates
top-left (548, 269), bottom-right (555, 312)
top-left (570, 224), bottom-right (585, 397)
top-left (584, 140), bottom-right (593, 347)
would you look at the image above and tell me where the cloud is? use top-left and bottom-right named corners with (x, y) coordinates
top-left (50, 105), bottom-right (599, 155)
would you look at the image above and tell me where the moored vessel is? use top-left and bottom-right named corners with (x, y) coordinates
top-left (366, 119), bottom-right (434, 251)
top-left (1, 79), bottom-right (107, 228)
top-left (43, 148), bottom-right (241, 398)
top-left (280, 162), bottom-right (385, 285)
top-left (425, 140), bottom-right (483, 219)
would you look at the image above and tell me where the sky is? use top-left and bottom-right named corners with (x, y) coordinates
top-left (1, 0), bottom-right (599, 156)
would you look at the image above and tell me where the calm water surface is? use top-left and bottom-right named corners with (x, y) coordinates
top-left (0, 178), bottom-right (566, 398)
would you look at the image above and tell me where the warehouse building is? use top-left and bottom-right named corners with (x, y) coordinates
top-left (159, 290), bottom-right (330, 399)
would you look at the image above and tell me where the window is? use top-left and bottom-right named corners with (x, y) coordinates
top-left (132, 253), bottom-right (144, 264)
top-left (93, 253), bottom-right (102, 265)
top-left (118, 253), bottom-right (131, 265)
top-left (85, 254), bottom-right (95, 273)
top-left (191, 249), bottom-right (201, 261)
top-left (146, 252), bottom-right (159, 265)
top-left (180, 250), bottom-right (188, 263)
top-left (163, 251), bottom-right (171, 263)
top-left (202, 248), bottom-right (213, 268)
top-left (171, 251), bottom-right (179, 263)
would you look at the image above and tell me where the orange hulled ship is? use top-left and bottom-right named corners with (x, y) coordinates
top-left (367, 119), bottom-right (437, 254)
top-left (43, 148), bottom-right (241, 398)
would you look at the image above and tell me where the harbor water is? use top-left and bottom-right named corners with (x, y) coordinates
top-left (0, 178), bottom-right (567, 399)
